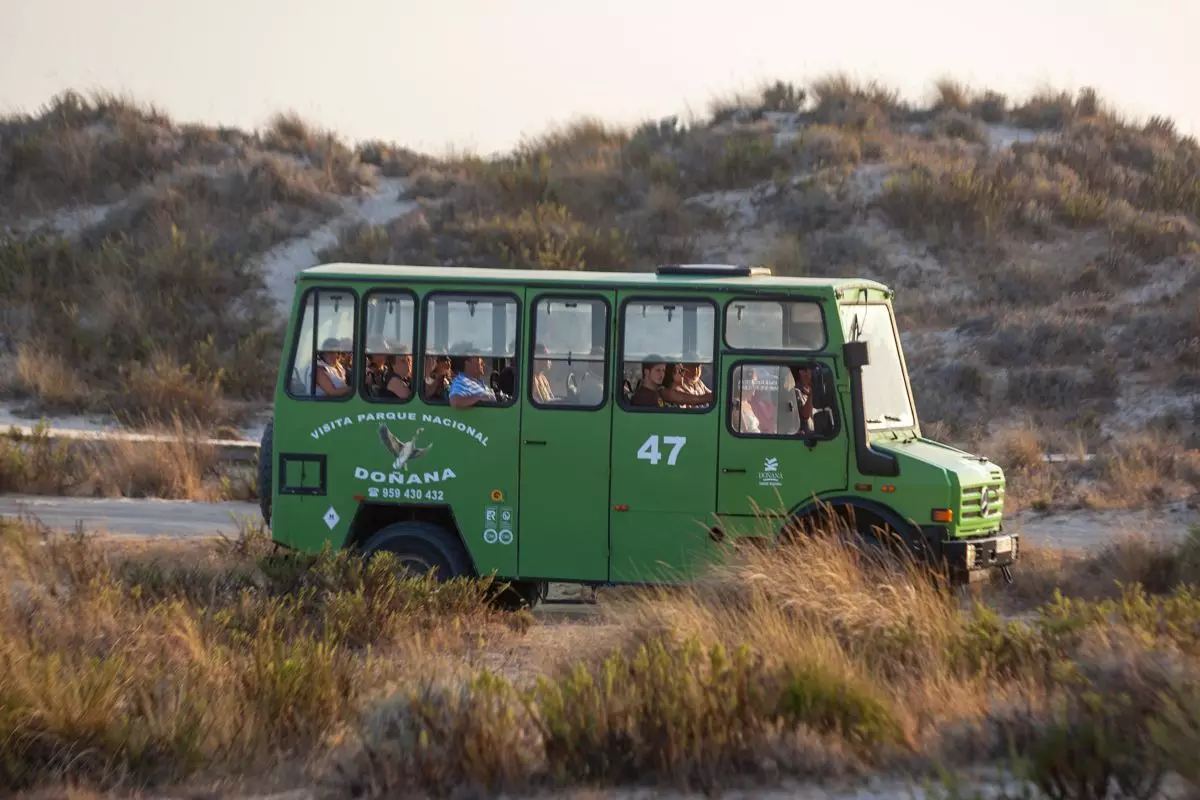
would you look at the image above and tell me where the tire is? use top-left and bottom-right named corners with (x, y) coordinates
top-left (360, 521), bottom-right (472, 582)
top-left (258, 419), bottom-right (273, 526)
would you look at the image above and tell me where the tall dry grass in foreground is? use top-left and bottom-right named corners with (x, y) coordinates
top-left (337, 532), bottom-right (1200, 798)
top-left (6, 516), bottom-right (1200, 798)
top-left (0, 517), bottom-right (524, 795)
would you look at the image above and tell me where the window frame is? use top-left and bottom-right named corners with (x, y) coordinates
top-left (616, 294), bottom-right (719, 415)
top-left (721, 294), bottom-right (829, 354)
top-left (723, 357), bottom-right (843, 441)
top-left (418, 289), bottom-right (523, 408)
top-left (357, 288), bottom-right (419, 405)
top-left (527, 292), bottom-right (612, 412)
top-left (283, 285), bottom-right (360, 404)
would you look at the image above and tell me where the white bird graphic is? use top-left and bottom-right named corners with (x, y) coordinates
top-left (378, 424), bottom-right (433, 471)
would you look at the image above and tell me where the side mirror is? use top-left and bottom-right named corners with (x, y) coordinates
top-left (843, 340), bottom-right (870, 371)
top-left (812, 408), bottom-right (835, 438)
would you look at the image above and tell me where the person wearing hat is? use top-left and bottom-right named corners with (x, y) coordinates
top-left (365, 335), bottom-right (413, 400)
top-left (313, 337), bottom-right (352, 398)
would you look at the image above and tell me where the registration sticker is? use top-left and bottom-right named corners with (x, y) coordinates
top-left (995, 536), bottom-right (1013, 554)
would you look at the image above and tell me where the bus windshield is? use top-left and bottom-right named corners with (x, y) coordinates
top-left (837, 302), bottom-right (916, 430)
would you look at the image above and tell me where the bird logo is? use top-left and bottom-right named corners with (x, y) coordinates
top-left (377, 424), bottom-right (434, 471)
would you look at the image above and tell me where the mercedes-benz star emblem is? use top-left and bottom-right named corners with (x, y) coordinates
top-left (979, 490), bottom-right (991, 516)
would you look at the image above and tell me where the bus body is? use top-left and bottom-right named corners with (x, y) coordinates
top-left (260, 262), bottom-right (1015, 600)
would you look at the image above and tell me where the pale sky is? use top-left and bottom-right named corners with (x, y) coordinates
top-left (2, 0), bottom-right (1197, 156)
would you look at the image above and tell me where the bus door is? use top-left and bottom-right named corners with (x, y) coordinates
top-left (714, 297), bottom-right (849, 525)
top-left (607, 293), bottom-right (722, 583)
top-left (517, 292), bottom-right (615, 582)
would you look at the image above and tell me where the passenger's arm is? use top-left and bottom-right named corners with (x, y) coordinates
top-left (449, 392), bottom-right (483, 408)
top-left (662, 386), bottom-right (712, 405)
top-left (386, 375), bottom-right (412, 400)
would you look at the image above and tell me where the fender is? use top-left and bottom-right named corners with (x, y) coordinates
top-left (784, 493), bottom-right (922, 548)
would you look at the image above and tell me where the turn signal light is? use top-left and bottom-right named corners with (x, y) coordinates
top-left (931, 509), bottom-right (954, 523)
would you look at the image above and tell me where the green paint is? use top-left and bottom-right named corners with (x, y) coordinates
top-left (264, 263), bottom-right (1016, 586)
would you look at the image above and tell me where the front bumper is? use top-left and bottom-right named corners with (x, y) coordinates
top-left (940, 530), bottom-right (1019, 571)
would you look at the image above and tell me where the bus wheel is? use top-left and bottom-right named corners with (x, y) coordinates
top-left (258, 419), bottom-right (273, 526)
top-left (360, 521), bottom-right (471, 582)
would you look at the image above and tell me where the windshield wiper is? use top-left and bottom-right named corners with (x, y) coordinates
top-left (884, 415), bottom-right (902, 422)
top-left (866, 417), bottom-right (882, 424)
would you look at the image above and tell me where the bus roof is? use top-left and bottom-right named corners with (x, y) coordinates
top-left (298, 262), bottom-right (892, 295)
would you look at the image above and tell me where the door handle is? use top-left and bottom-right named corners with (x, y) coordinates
top-left (523, 439), bottom-right (547, 446)
top-left (722, 467), bottom-right (746, 474)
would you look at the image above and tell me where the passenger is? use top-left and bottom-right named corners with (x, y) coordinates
top-left (732, 396), bottom-right (761, 433)
top-left (678, 362), bottom-right (711, 397)
top-left (448, 354), bottom-right (497, 408)
top-left (662, 361), bottom-right (713, 406)
top-left (365, 338), bottom-right (413, 400)
top-left (425, 355), bottom-right (451, 401)
top-left (746, 368), bottom-right (777, 433)
top-left (567, 360), bottom-right (605, 405)
top-left (629, 358), bottom-right (667, 407)
top-left (313, 338), bottom-right (352, 398)
top-left (792, 364), bottom-right (814, 431)
top-left (531, 344), bottom-right (556, 403)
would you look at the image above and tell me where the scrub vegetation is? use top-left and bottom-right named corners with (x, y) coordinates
top-left (1, 79), bottom-right (1196, 511)
top-left (5, 515), bottom-right (1200, 798)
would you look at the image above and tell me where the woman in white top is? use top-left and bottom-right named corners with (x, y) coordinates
top-left (314, 338), bottom-right (352, 398)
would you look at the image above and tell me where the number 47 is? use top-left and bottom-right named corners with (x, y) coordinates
top-left (637, 434), bottom-right (687, 466)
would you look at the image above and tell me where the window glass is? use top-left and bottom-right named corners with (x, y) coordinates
top-left (620, 299), bottom-right (715, 411)
top-left (531, 297), bottom-right (608, 408)
top-left (362, 292), bottom-right (416, 402)
top-left (837, 303), bottom-right (915, 430)
top-left (287, 289), bottom-right (356, 399)
top-left (424, 294), bottom-right (519, 405)
top-left (725, 300), bottom-right (826, 351)
top-left (728, 362), bottom-right (838, 438)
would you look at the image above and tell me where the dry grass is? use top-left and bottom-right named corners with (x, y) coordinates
top-left (336, 530), bottom-right (1200, 797)
top-left (7, 512), bottom-right (1200, 796)
top-left (0, 517), bottom-right (523, 795)
top-left (0, 417), bottom-right (256, 501)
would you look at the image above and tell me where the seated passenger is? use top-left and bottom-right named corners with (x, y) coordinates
top-left (662, 362), bottom-right (713, 406)
top-left (629, 359), bottom-right (667, 407)
top-left (732, 397), bottom-right (761, 433)
top-left (424, 355), bottom-right (451, 401)
top-left (531, 344), bottom-right (556, 403)
top-left (313, 338), bottom-right (352, 398)
top-left (448, 354), bottom-right (497, 408)
top-left (365, 337), bottom-right (413, 400)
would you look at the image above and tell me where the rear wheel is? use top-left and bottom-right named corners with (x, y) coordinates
top-left (258, 419), bottom-right (273, 526)
top-left (361, 521), bottom-right (472, 581)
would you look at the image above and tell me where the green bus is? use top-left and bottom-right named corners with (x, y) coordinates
top-left (258, 262), bottom-right (1015, 605)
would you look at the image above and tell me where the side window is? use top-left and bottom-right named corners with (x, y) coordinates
top-left (619, 298), bottom-right (716, 412)
top-left (729, 362), bottom-right (838, 439)
top-left (725, 299), bottom-right (826, 351)
top-left (530, 296), bottom-right (609, 409)
top-left (287, 288), bottom-right (356, 400)
top-left (362, 292), bottom-right (416, 403)
top-left (424, 293), bottom-right (519, 407)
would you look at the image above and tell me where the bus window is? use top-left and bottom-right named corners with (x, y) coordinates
top-left (725, 299), bottom-right (826, 351)
top-left (287, 288), bottom-right (356, 400)
top-left (530, 297), bottom-right (609, 408)
top-left (728, 362), bottom-right (838, 438)
top-left (362, 291), bottom-right (416, 403)
top-left (423, 293), bottom-right (519, 407)
top-left (620, 298), bottom-right (716, 411)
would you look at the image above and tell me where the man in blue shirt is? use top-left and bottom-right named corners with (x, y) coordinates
top-left (448, 354), bottom-right (497, 408)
